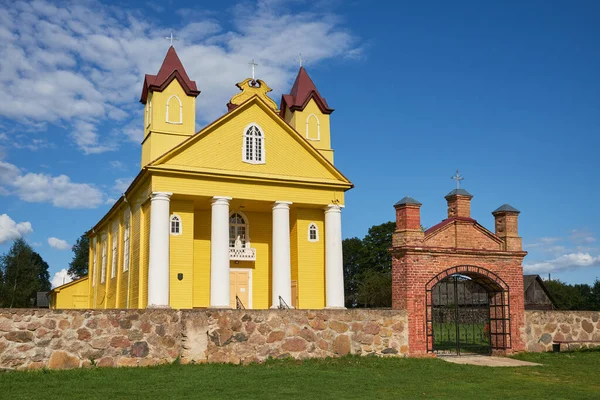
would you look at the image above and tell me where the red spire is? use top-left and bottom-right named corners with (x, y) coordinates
top-left (140, 46), bottom-right (200, 104)
top-left (280, 67), bottom-right (333, 116)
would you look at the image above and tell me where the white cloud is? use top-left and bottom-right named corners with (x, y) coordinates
top-left (0, 0), bottom-right (360, 154)
top-left (109, 160), bottom-right (126, 170)
top-left (0, 214), bottom-right (33, 244)
top-left (113, 177), bottom-right (133, 194)
top-left (48, 237), bottom-right (70, 250)
top-left (51, 268), bottom-right (73, 288)
top-left (524, 253), bottom-right (600, 274)
top-left (0, 160), bottom-right (104, 208)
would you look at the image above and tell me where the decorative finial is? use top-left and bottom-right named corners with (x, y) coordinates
top-left (451, 170), bottom-right (464, 189)
top-left (165, 30), bottom-right (179, 46)
top-left (297, 53), bottom-right (303, 68)
top-left (249, 59), bottom-right (258, 80)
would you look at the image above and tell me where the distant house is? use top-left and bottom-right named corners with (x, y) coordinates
top-left (523, 275), bottom-right (556, 310)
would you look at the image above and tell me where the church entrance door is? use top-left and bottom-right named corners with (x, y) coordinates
top-left (230, 270), bottom-right (250, 309)
top-left (429, 275), bottom-right (491, 355)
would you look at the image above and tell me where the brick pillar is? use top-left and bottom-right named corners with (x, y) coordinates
top-left (392, 196), bottom-right (424, 247)
top-left (492, 204), bottom-right (522, 251)
top-left (445, 189), bottom-right (473, 218)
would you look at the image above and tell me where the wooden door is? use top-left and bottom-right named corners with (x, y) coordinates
top-left (230, 270), bottom-right (250, 309)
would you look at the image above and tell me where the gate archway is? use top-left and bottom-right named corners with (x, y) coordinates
top-left (425, 266), bottom-right (511, 355)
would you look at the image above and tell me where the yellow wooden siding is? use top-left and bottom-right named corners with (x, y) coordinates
top-left (114, 215), bottom-right (123, 307)
top-left (129, 205), bottom-right (141, 308)
top-left (51, 278), bottom-right (89, 309)
top-left (193, 209), bottom-right (211, 307)
top-left (117, 210), bottom-right (130, 308)
top-left (160, 102), bottom-right (342, 182)
top-left (170, 200), bottom-right (194, 308)
top-left (145, 80), bottom-right (196, 138)
top-left (296, 208), bottom-right (326, 309)
top-left (153, 175), bottom-right (344, 207)
top-left (95, 233), bottom-right (108, 308)
top-left (290, 208), bottom-right (299, 283)
top-left (142, 80), bottom-right (196, 167)
top-left (139, 201), bottom-right (150, 308)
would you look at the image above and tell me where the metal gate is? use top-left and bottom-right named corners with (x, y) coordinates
top-left (429, 275), bottom-right (491, 355)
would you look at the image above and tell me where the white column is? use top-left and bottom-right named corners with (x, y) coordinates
top-left (325, 204), bottom-right (345, 309)
top-left (147, 192), bottom-right (172, 308)
top-left (271, 201), bottom-right (293, 309)
top-left (210, 196), bottom-right (232, 308)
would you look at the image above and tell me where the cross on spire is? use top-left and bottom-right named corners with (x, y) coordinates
top-left (297, 53), bottom-right (303, 68)
top-left (451, 170), bottom-right (464, 190)
top-left (249, 59), bottom-right (258, 80)
top-left (165, 30), bottom-right (179, 46)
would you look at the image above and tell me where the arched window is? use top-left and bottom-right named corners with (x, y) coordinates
top-left (229, 212), bottom-right (249, 248)
top-left (306, 114), bottom-right (320, 140)
top-left (122, 225), bottom-right (130, 272)
top-left (100, 236), bottom-right (107, 284)
top-left (166, 95), bottom-right (182, 124)
top-left (91, 238), bottom-right (97, 286)
top-left (111, 233), bottom-right (117, 279)
top-left (146, 101), bottom-right (153, 128)
top-left (170, 214), bottom-right (182, 235)
top-left (242, 124), bottom-right (265, 164)
top-left (308, 223), bottom-right (319, 242)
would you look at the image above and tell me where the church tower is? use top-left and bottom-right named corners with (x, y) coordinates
top-left (140, 46), bottom-right (200, 167)
top-left (280, 67), bottom-right (335, 163)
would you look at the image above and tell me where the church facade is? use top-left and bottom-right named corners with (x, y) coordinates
top-left (52, 47), bottom-right (352, 310)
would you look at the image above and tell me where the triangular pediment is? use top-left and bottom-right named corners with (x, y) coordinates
top-left (424, 218), bottom-right (503, 250)
top-left (150, 96), bottom-right (351, 187)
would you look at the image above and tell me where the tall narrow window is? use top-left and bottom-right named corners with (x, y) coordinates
top-left (111, 234), bottom-right (117, 279)
top-left (166, 95), bottom-right (182, 124)
top-left (170, 214), bottom-right (182, 235)
top-left (101, 239), bottom-right (107, 283)
top-left (308, 223), bottom-right (319, 242)
top-left (306, 114), bottom-right (320, 140)
top-left (229, 212), bottom-right (248, 248)
top-left (123, 225), bottom-right (130, 272)
top-left (242, 124), bottom-right (265, 164)
top-left (92, 238), bottom-right (97, 286)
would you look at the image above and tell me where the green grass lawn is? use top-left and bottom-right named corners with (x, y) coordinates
top-left (1, 350), bottom-right (599, 399)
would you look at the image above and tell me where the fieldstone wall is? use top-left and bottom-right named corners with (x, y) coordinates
top-left (0, 309), bottom-right (408, 370)
top-left (522, 310), bottom-right (600, 352)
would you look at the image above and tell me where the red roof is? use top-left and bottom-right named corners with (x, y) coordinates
top-left (140, 46), bottom-right (200, 103)
top-left (280, 67), bottom-right (333, 116)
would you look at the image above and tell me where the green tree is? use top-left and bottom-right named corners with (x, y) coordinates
top-left (68, 233), bottom-right (89, 279)
top-left (0, 239), bottom-right (50, 308)
top-left (343, 221), bottom-right (396, 308)
top-left (342, 237), bottom-right (365, 308)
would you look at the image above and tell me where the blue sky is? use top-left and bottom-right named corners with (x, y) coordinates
top-left (0, 0), bottom-right (598, 287)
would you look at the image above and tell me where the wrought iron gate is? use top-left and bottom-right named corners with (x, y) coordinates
top-left (428, 275), bottom-right (492, 355)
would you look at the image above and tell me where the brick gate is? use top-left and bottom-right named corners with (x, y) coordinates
top-left (390, 190), bottom-right (527, 355)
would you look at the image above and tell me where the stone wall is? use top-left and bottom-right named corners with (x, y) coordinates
top-left (0, 309), bottom-right (408, 370)
top-left (523, 310), bottom-right (600, 352)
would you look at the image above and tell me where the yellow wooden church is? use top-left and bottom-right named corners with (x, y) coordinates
top-left (50, 46), bottom-right (352, 310)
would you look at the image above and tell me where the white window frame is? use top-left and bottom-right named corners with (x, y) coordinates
top-left (91, 237), bottom-right (97, 286)
top-left (111, 234), bottom-right (118, 279)
top-left (242, 123), bottom-right (265, 164)
top-left (123, 224), bottom-right (130, 272)
top-left (229, 211), bottom-right (250, 248)
top-left (305, 114), bottom-right (320, 140)
top-left (166, 95), bottom-right (183, 124)
top-left (170, 214), bottom-right (182, 236)
top-left (308, 222), bottom-right (319, 242)
top-left (100, 236), bottom-right (107, 284)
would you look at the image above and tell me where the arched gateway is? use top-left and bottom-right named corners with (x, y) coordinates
top-left (426, 266), bottom-right (511, 355)
top-left (390, 190), bottom-right (527, 356)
